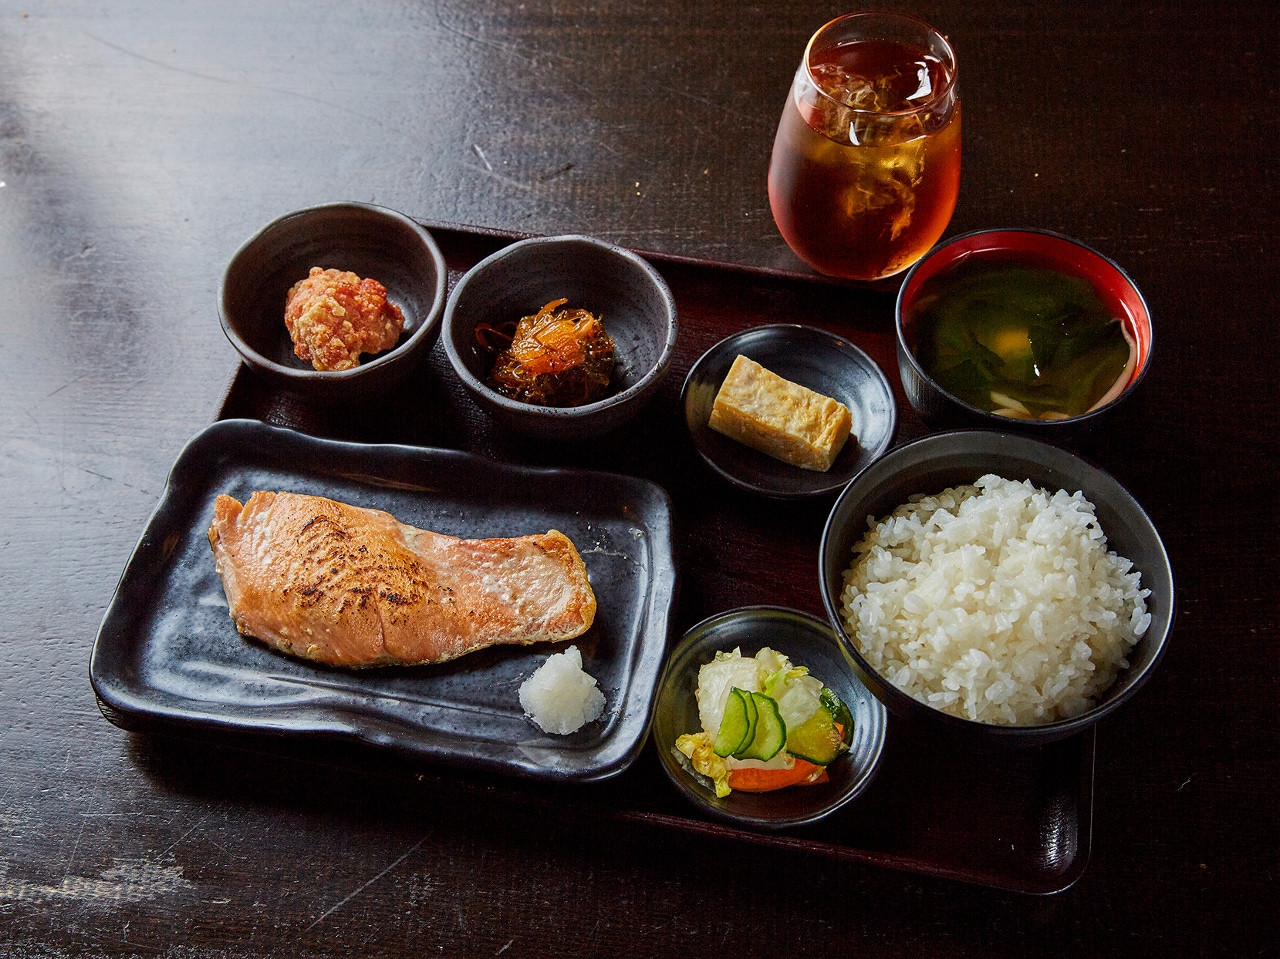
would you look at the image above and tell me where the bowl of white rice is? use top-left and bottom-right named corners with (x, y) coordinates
top-left (819, 430), bottom-right (1174, 746)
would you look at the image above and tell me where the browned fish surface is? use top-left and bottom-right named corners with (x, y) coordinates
top-left (207, 491), bottom-right (597, 668)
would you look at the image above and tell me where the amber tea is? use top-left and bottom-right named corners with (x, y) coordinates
top-left (768, 14), bottom-right (960, 281)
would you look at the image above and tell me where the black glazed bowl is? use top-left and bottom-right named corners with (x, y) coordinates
top-left (219, 202), bottom-right (447, 402)
top-left (652, 606), bottom-right (887, 830)
top-left (896, 229), bottom-right (1154, 437)
top-left (819, 431), bottom-right (1174, 747)
top-left (681, 324), bottom-right (897, 499)
top-left (442, 235), bottom-right (678, 441)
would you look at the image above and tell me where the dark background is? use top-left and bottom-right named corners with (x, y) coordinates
top-left (1, 1), bottom-right (1275, 956)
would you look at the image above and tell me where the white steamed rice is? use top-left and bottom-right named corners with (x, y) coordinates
top-left (839, 474), bottom-right (1151, 725)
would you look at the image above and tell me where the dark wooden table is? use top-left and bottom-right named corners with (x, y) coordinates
top-left (1, 1), bottom-right (1274, 956)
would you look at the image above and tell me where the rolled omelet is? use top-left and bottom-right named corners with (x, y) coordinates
top-left (708, 355), bottom-right (853, 471)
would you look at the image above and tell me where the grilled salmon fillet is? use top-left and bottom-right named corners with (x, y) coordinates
top-left (207, 491), bottom-right (597, 668)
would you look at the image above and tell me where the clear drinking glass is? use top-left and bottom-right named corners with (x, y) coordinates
top-left (767, 12), bottom-right (961, 281)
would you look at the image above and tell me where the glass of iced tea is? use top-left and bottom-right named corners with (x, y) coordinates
top-left (768, 12), bottom-right (961, 281)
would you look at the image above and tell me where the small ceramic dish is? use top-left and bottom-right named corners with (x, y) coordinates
top-left (219, 202), bottom-right (447, 402)
top-left (652, 606), bottom-right (887, 830)
top-left (896, 228), bottom-right (1153, 436)
top-left (682, 325), bottom-right (897, 498)
top-left (442, 234), bottom-right (678, 441)
top-left (819, 430), bottom-right (1175, 747)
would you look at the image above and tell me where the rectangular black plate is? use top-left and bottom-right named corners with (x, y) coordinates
top-left (90, 418), bottom-right (678, 782)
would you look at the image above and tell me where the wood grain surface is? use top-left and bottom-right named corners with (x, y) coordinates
top-left (0, 1), bottom-right (1275, 956)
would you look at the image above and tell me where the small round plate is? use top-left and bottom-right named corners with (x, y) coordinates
top-left (681, 325), bottom-right (897, 498)
top-left (651, 606), bottom-right (888, 830)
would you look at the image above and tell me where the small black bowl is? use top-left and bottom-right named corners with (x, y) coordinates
top-left (682, 324), bottom-right (897, 499)
top-left (652, 606), bottom-right (887, 829)
top-left (442, 235), bottom-right (678, 441)
top-left (819, 430), bottom-right (1174, 747)
top-left (219, 202), bottom-right (447, 402)
top-left (896, 229), bottom-right (1153, 437)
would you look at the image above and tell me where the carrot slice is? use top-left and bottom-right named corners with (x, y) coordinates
top-left (726, 758), bottom-right (829, 793)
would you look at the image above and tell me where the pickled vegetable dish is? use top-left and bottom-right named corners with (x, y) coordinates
top-left (908, 258), bottom-right (1136, 420)
top-left (675, 647), bottom-right (852, 797)
top-left (477, 298), bottom-right (615, 407)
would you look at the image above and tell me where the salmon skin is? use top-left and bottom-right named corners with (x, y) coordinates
top-left (207, 491), bottom-right (597, 668)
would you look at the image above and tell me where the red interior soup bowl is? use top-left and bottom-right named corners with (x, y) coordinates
top-left (895, 229), bottom-right (1153, 435)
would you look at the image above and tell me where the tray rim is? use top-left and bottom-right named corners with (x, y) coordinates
top-left (411, 216), bottom-right (901, 291)
top-left (616, 730), bottom-right (1094, 898)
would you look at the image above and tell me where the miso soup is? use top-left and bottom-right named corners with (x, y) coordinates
top-left (908, 257), bottom-right (1135, 420)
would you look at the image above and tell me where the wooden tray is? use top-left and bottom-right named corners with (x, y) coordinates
top-left (208, 221), bottom-right (1094, 895)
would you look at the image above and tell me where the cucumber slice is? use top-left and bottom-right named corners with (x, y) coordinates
top-left (735, 692), bottom-right (786, 761)
top-left (821, 687), bottom-right (855, 748)
top-left (713, 687), bottom-right (754, 757)
top-left (741, 687), bottom-right (758, 746)
top-left (786, 702), bottom-right (844, 766)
